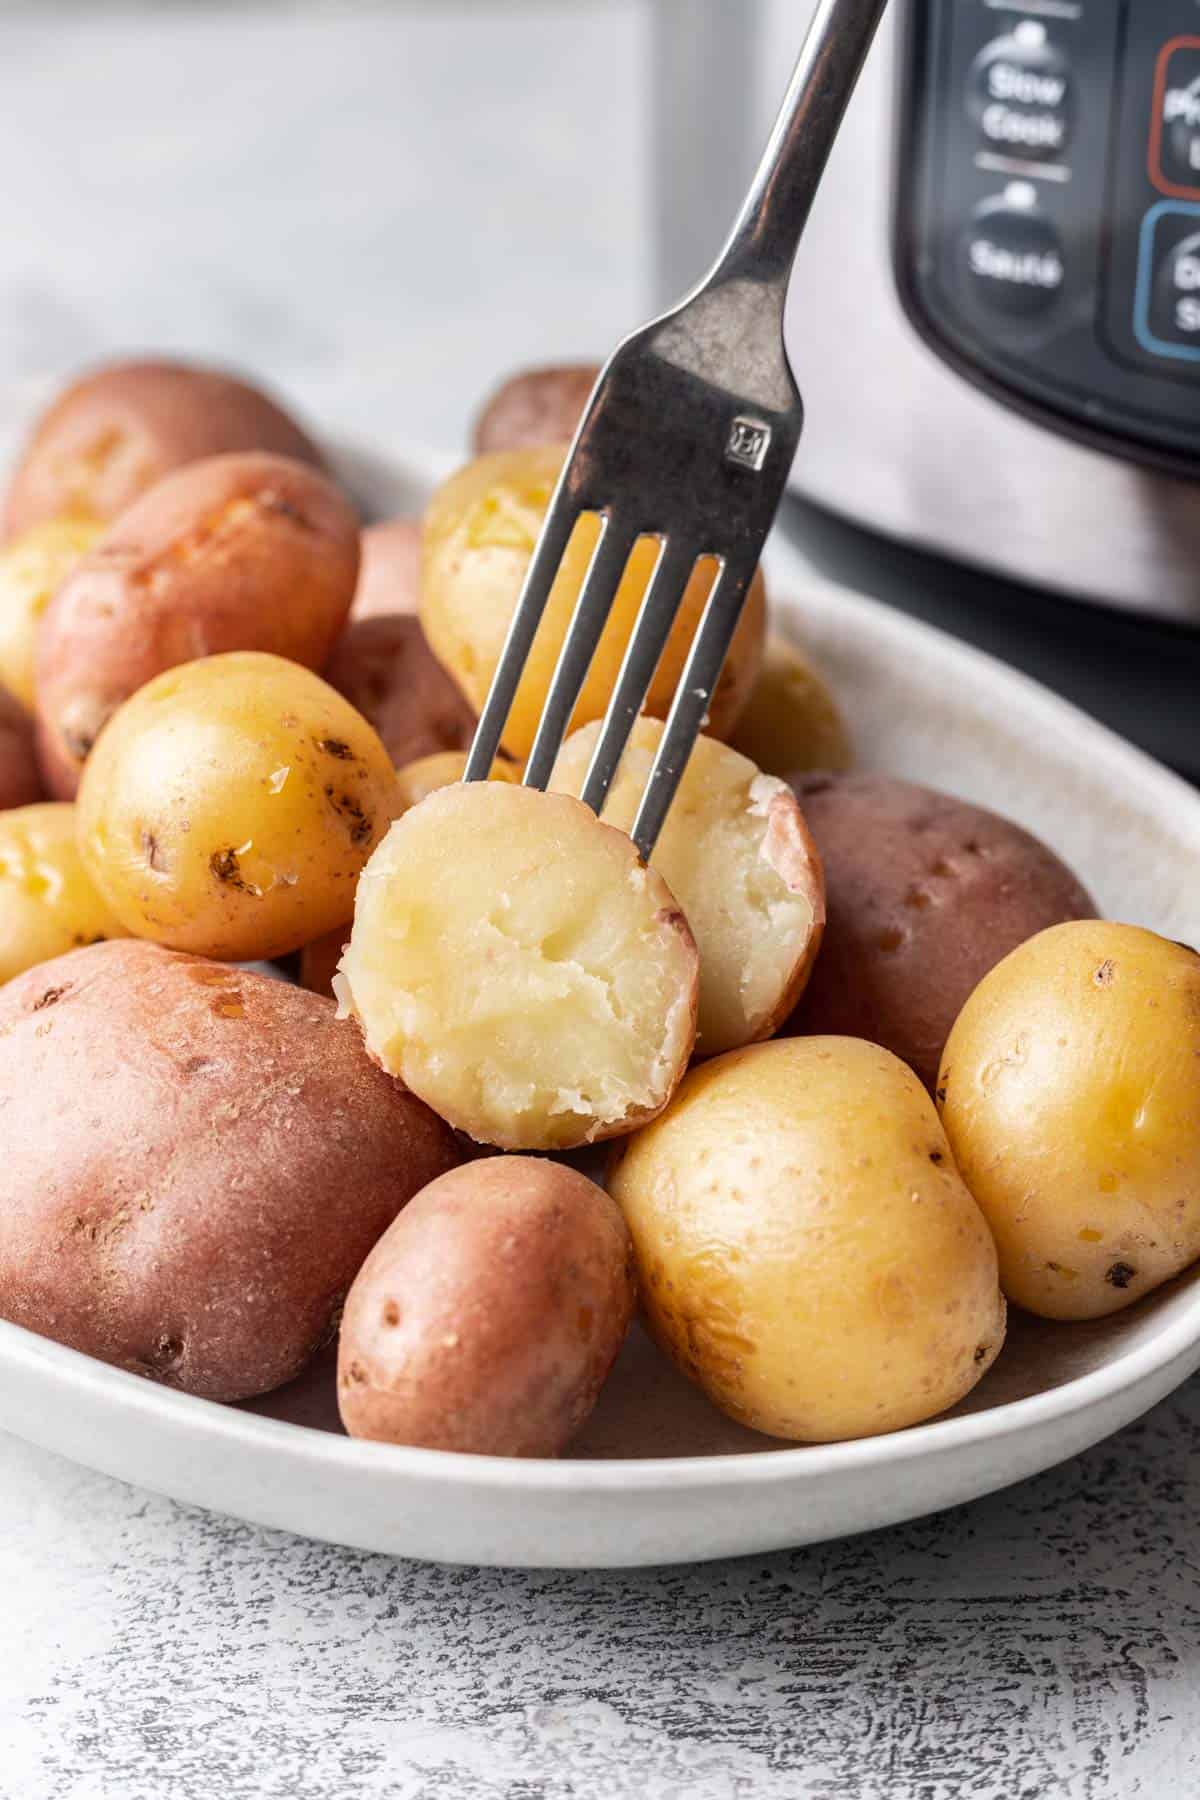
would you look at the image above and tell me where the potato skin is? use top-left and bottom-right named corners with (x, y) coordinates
top-left (787, 772), bottom-right (1096, 1090)
top-left (324, 615), bottom-right (476, 771)
top-left (472, 363), bottom-right (599, 455)
top-left (35, 452), bottom-right (361, 798)
top-left (3, 357), bottom-right (322, 541)
top-left (0, 940), bottom-right (460, 1400)
top-left (0, 803), bottom-right (128, 983)
top-left (421, 448), bottom-right (766, 760)
top-left (729, 632), bottom-right (853, 778)
top-left (610, 1036), bottom-right (1006, 1442)
top-left (77, 651), bottom-right (400, 962)
top-left (351, 518), bottom-right (422, 620)
top-left (0, 684), bottom-right (41, 812)
top-left (0, 515), bottom-right (104, 711)
top-left (939, 922), bottom-right (1200, 1320)
top-left (339, 1157), bottom-right (635, 1455)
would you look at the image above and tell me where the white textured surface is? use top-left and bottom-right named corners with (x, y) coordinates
top-left (2, 4), bottom-right (1199, 1795)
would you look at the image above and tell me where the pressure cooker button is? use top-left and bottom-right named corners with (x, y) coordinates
top-left (968, 21), bottom-right (1072, 161)
top-left (960, 186), bottom-right (1066, 318)
top-left (1149, 228), bottom-right (1200, 351)
top-left (1158, 46), bottom-right (1200, 192)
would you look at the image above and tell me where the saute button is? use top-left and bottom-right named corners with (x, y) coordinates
top-left (1150, 228), bottom-right (1200, 350)
top-left (969, 21), bottom-right (1072, 161)
top-left (960, 185), bottom-right (1066, 317)
top-left (1158, 45), bottom-right (1200, 193)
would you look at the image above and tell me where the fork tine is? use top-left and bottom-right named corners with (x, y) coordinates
top-left (463, 494), bottom-right (583, 781)
top-left (522, 513), bottom-right (638, 791)
top-left (577, 536), bottom-right (699, 817)
top-left (629, 553), bottom-right (759, 861)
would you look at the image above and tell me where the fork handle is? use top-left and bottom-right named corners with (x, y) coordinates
top-left (710, 0), bottom-right (888, 293)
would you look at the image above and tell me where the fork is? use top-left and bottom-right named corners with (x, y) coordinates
top-left (464, 0), bottom-right (887, 860)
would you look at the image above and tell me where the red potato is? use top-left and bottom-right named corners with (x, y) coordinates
top-left (0, 684), bottom-right (41, 811)
top-left (338, 1157), bottom-right (636, 1456)
top-left (3, 357), bottom-right (322, 541)
top-left (351, 518), bottom-right (423, 620)
top-left (0, 940), bottom-right (460, 1401)
top-left (472, 363), bottom-right (600, 455)
top-left (324, 614), bottom-right (476, 770)
top-left (35, 452), bottom-right (360, 797)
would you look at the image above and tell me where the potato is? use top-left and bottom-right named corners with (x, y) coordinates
top-left (729, 631), bottom-right (853, 777)
top-left (938, 922), bottom-right (1200, 1320)
top-left (324, 615), bottom-right (476, 771)
top-left (0, 515), bottom-right (103, 712)
top-left (336, 780), bottom-right (699, 1150)
top-left (472, 362), bottom-right (599, 455)
top-left (339, 1157), bottom-right (635, 1455)
top-left (3, 357), bottom-right (321, 541)
top-left (0, 803), bottom-right (127, 983)
top-left (421, 448), bottom-right (767, 761)
top-left (610, 1036), bottom-right (1006, 1442)
top-left (352, 518), bottom-right (422, 620)
top-left (77, 651), bottom-right (399, 962)
top-left (0, 684), bottom-right (42, 812)
top-left (299, 756), bottom-right (517, 999)
top-left (787, 772), bottom-right (1097, 1090)
top-left (0, 940), bottom-right (459, 1400)
top-left (550, 718), bottom-right (824, 1055)
top-left (35, 452), bottom-right (360, 798)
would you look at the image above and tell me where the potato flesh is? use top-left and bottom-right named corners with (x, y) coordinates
top-left (0, 803), bottom-right (127, 982)
top-left (77, 651), bottom-right (400, 961)
top-left (551, 719), bottom-right (823, 1054)
top-left (939, 921), bottom-right (1200, 1319)
top-left (0, 516), bottom-right (102, 708)
top-left (611, 1036), bottom-right (1006, 1442)
top-left (337, 782), bottom-right (698, 1150)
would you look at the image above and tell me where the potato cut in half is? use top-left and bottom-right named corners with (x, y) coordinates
top-left (336, 781), bottom-right (699, 1150)
top-left (551, 718), bottom-right (825, 1056)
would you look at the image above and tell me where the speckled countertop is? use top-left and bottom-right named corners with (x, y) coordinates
top-left (1, 7), bottom-right (1199, 1797)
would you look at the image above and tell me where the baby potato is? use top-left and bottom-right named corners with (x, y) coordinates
top-left (788, 772), bottom-right (1097, 1089)
top-left (0, 684), bottom-right (42, 812)
top-left (351, 517), bottom-right (423, 620)
top-left (336, 780), bottom-right (699, 1150)
top-left (3, 356), bottom-right (322, 540)
top-left (610, 1036), bottom-right (1006, 1442)
top-left (35, 452), bottom-right (360, 797)
top-left (0, 803), bottom-right (127, 982)
top-left (938, 922), bottom-right (1200, 1321)
top-left (0, 515), bottom-right (103, 710)
top-left (472, 362), bottom-right (599, 455)
top-left (324, 615), bottom-right (477, 771)
top-left (729, 631), bottom-right (854, 777)
top-left (421, 448), bottom-right (767, 761)
top-left (550, 718), bottom-right (824, 1055)
top-left (0, 940), bottom-right (459, 1401)
top-left (339, 1157), bottom-right (635, 1456)
top-left (77, 651), bottom-right (399, 962)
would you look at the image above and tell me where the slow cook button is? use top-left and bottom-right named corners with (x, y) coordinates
top-left (969, 21), bottom-right (1072, 161)
top-left (1158, 45), bottom-right (1200, 192)
top-left (1151, 228), bottom-right (1200, 347)
top-left (960, 188), bottom-right (1066, 317)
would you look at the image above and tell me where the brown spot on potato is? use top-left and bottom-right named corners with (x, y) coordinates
top-left (324, 786), bottom-right (373, 845)
top-left (211, 996), bottom-right (244, 1020)
top-left (145, 1334), bottom-right (184, 1371)
top-left (876, 927), bottom-right (904, 954)
top-left (935, 1085), bottom-right (948, 1105)
top-left (905, 888), bottom-right (933, 912)
top-left (1106, 1261), bottom-right (1136, 1289)
top-left (929, 1149), bottom-right (943, 1165)
top-left (318, 737), bottom-right (356, 761)
top-left (32, 984), bottom-right (71, 1012)
top-left (141, 830), bottom-right (167, 872)
top-left (209, 847), bottom-right (262, 896)
top-left (343, 1360), bottom-right (368, 1386)
top-left (973, 1343), bottom-right (989, 1363)
top-left (186, 963), bottom-right (237, 987)
top-left (1094, 959), bottom-right (1116, 986)
top-left (382, 1300), bottom-right (401, 1327)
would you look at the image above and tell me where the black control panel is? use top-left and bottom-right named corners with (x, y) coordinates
top-left (895, 0), bottom-right (1200, 469)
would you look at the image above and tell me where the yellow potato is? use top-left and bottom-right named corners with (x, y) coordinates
top-left (77, 651), bottom-right (399, 961)
top-left (729, 632), bottom-right (853, 777)
top-left (421, 448), bottom-right (767, 761)
top-left (336, 780), bottom-right (699, 1151)
top-left (0, 803), bottom-right (127, 983)
top-left (550, 718), bottom-right (824, 1055)
top-left (610, 1036), bottom-right (1006, 1442)
top-left (0, 516), bottom-right (103, 708)
top-left (395, 750), bottom-right (518, 813)
top-left (938, 921), bottom-right (1200, 1320)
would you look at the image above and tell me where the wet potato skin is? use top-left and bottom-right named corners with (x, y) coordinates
top-left (729, 632), bottom-right (854, 778)
top-left (609, 1036), bottom-right (1006, 1443)
top-left (339, 1157), bottom-right (636, 1456)
top-left (324, 614), bottom-right (477, 771)
top-left (3, 357), bottom-right (322, 541)
top-left (0, 515), bottom-right (104, 713)
top-left (787, 771), bottom-right (1097, 1090)
top-left (471, 363), bottom-right (600, 456)
top-left (35, 451), bottom-right (360, 798)
top-left (0, 803), bottom-right (128, 983)
top-left (0, 940), bottom-right (460, 1401)
top-left (77, 650), bottom-right (400, 962)
top-left (0, 684), bottom-right (42, 812)
top-left (938, 921), bottom-right (1200, 1321)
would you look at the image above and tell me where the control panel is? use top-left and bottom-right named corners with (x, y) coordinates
top-left (895, 0), bottom-right (1200, 468)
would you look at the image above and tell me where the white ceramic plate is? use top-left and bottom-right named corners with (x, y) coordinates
top-left (2, 440), bottom-right (1198, 1570)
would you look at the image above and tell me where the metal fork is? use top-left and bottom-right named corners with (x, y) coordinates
top-left (464, 0), bottom-right (887, 860)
